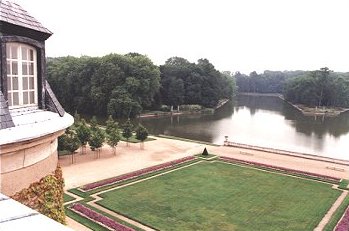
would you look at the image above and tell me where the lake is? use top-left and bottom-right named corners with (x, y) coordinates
top-left (140, 95), bottom-right (349, 160)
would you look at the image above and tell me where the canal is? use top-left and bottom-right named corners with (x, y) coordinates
top-left (140, 95), bottom-right (349, 160)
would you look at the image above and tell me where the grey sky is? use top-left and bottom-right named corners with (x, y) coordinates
top-left (14, 0), bottom-right (349, 74)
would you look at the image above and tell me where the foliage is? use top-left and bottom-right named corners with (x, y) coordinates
top-left (75, 119), bottom-right (91, 146)
top-left (160, 57), bottom-right (236, 108)
top-left (47, 53), bottom-right (160, 118)
top-left (234, 68), bottom-right (349, 108)
top-left (122, 120), bottom-right (133, 144)
top-left (89, 116), bottom-right (105, 153)
top-left (235, 70), bottom-right (301, 93)
top-left (97, 162), bottom-right (340, 231)
top-left (11, 166), bottom-right (66, 224)
top-left (58, 127), bottom-right (80, 153)
top-left (105, 115), bottom-right (121, 153)
top-left (47, 54), bottom-right (236, 117)
top-left (284, 68), bottom-right (349, 107)
top-left (90, 116), bottom-right (98, 131)
top-left (135, 124), bottom-right (148, 142)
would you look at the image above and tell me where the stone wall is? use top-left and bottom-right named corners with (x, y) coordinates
top-left (0, 131), bottom-right (64, 196)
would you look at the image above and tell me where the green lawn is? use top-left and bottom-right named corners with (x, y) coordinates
top-left (97, 161), bottom-right (341, 231)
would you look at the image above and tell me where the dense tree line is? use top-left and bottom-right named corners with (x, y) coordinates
top-left (47, 53), bottom-right (160, 118)
top-left (284, 68), bottom-right (349, 107)
top-left (235, 68), bottom-right (349, 108)
top-left (47, 55), bottom-right (236, 117)
top-left (160, 57), bottom-right (236, 108)
top-left (235, 70), bottom-right (306, 93)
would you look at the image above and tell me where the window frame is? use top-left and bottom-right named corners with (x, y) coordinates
top-left (6, 43), bottom-right (38, 109)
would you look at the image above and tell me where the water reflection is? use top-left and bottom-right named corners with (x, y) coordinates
top-left (140, 95), bottom-right (349, 160)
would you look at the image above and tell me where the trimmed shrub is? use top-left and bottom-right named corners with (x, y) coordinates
top-left (202, 147), bottom-right (209, 156)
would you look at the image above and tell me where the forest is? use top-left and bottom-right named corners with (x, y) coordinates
top-left (235, 68), bottom-right (349, 108)
top-left (47, 54), bottom-right (236, 118)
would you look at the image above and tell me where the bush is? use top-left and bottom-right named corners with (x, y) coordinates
top-left (179, 104), bottom-right (202, 111)
top-left (160, 105), bottom-right (171, 112)
top-left (11, 166), bottom-right (66, 224)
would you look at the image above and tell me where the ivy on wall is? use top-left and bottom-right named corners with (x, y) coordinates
top-left (11, 166), bottom-right (66, 224)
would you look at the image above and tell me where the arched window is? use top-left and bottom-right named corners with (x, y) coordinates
top-left (6, 43), bottom-right (37, 108)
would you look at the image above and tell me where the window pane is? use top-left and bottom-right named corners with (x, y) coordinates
top-left (7, 77), bottom-right (11, 90)
top-left (7, 61), bottom-right (11, 74)
top-left (23, 77), bottom-right (28, 90)
top-left (29, 91), bottom-right (35, 104)
top-left (22, 47), bottom-right (28, 60)
top-left (23, 92), bottom-right (29, 104)
top-left (29, 49), bottom-right (34, 61)
top-left (22, 63), bottom-right (28, 75)
top-left (13, 93), bottom-right (19, 105)
top-left (12, 62), bottom-right (18, 75)
top-left (11, 46), bottom-right (18, 59)
top-left (6, 45), bottom-right (10, 58)
top-left (7, 93), bottom-right (12, 106)
top-left (12, 77), bottom-right (18, 90)
top-left (29, 63), bottom-right (34, 75)
top-left (29, 77), bottom-right (34, 89)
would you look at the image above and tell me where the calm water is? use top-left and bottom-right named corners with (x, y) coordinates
top-left (140, 95), bottom-right (349, 160)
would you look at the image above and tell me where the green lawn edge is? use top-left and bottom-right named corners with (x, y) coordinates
top-left (323, 194), bottom-right (349, 231)
top-left (65, 154), bottom-right (346, 230)
top-left (156, 134), bottom-right (219, 146)
top-left (64, 193), bottom-right (75, 203)
top-left (96, 161), bottom-right (341, 231)
top-left (69, 158), bottom-right (201, 196)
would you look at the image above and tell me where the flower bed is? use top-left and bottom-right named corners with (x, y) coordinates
top-left (82, 156), bottom-right (196, 191)
top-left (220, 156), bottom-right (340, 183)
top-left (70, 203), bottom-right (135, 231)
top-left (336, 206), bottom-right (349, 231)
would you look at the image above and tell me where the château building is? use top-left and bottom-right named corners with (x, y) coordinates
top-left (0, 0), bottom-right (73, 196)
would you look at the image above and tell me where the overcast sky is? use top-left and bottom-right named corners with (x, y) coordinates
top-left (13, 0), bottom-right (349, 74)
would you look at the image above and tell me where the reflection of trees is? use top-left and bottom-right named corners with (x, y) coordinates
top-left (140, 95), bottom-right (349, 141)
top-left (237, 95), bottom-right (284, 115)
top-left (282, 101), bottom-right (349, 138)
top-left (240, 94), bottom-right (349, 138)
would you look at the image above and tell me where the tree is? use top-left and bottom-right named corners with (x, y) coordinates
top-left (58, 127), bottom-right (80, 163)
top-left (105, 115), bottom-right (121, 155)
top-left (122, 119), bottom-right (133, 146)
top-left (89, 127), bottom-right (105, 158)
top-left (135, 124), bottom-right (148, 149)
top-left (75, 119), bottom-right (91, 154)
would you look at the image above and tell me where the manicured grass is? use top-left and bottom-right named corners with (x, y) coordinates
top-left (97, 161), bottom-right (341, 231)
top-left (194, 153), bottom-right (217, 159)
top-left (121, 135), bottom-right (156, 143)
top-left (323, 195), bottom-right (349, 231)
top-left (156, 134), bottom-right (219, 146)
top-left (63, 193), bottom-right (75, 203)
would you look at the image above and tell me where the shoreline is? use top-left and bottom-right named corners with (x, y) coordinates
top-left (139, 99), bottom-right (230, 118)
top-left (239, 92), bottom-right (349, 117)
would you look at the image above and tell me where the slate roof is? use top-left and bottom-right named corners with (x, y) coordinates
top-left (0, 1), bottom-right (52, 35)
top-left (45, 81), bottom-right (65, 117)
top-left (0, 90), bottom-right (15, 129)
